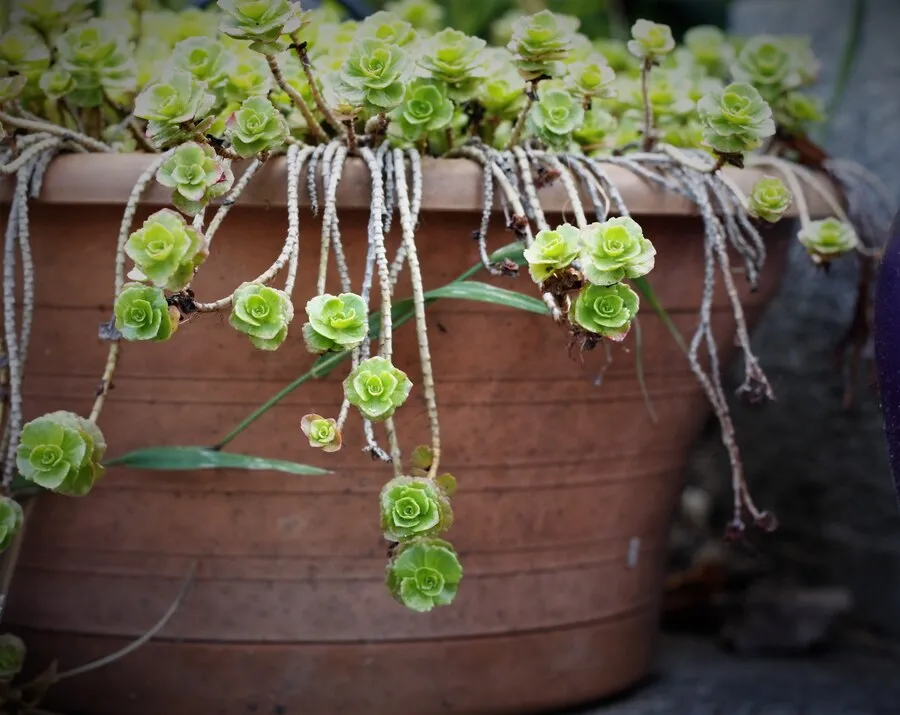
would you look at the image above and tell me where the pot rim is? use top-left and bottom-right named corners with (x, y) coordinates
top-left (0, 153), bottom-right (834, 218)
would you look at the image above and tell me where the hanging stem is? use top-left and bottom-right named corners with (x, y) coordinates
top-left (91, 154), bottom-right (169, 424)
top-left (394, 148), bottom-right (441, 478)
top-left (0, 110), bottom-right (114, 153)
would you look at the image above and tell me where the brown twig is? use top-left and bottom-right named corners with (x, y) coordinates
top-left (264, 53), bottom-right (328, 144)
top-left (291, 38), bottom-right (346, 137)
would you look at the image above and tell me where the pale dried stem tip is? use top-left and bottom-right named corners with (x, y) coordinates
top-left (359, 146), bottom-right (394, 359)
top-left (336, 348), bottom-right (358, 432)
top-left (567, 156), bottom-right (611, 222)
top-left (505, 81), bottom-right (536, 150)
top-left (513, 146), bottom-right (549, 231)
top-left (394, 148), bottom-right (441, 478)
top-left (678, 166), bottom-right (762, 526)
top-left (54, 561), bottom-right (197, 681)
top-left (543, 154), bottom-right (588, 230)
top-left (581, 157), bottom-right (631, 216)
top-left (204, 158), bottom-right (262, 248)
top-left (0, 109), bottom-right (114, 153)
top-left (192, 206), bottom-right (206, 232)
top-left (264, 53), bottom-right (328, 144)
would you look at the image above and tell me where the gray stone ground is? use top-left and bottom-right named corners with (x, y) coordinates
top-left (574, 635), bottom-right (900, 715)
top-left (684, 0), bottom-right (900, 637)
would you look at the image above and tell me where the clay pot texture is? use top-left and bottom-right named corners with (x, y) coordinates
top-left (2, 156), bottom-right (825, 715)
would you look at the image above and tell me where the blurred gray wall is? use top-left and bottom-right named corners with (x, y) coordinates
top-left (685, 0), bottom-right (900, 636)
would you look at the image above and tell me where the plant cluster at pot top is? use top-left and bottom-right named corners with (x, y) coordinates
top-left (0, 0), bottom-right (894, 653)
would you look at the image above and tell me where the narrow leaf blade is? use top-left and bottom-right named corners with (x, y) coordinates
top-left (105, 446), bottom-right (331, 475)
top-left (424, 281), bottom-right (550, 315)
top-left (632, 276), bottom-right (689, 356)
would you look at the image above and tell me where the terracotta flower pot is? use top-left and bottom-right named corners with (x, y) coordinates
top-left (3, 155), bottom-right (829, 715)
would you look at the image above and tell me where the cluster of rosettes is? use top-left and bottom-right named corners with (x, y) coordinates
top-left (524, 218), bottom-right (656, 343)
top-left (297, 290), bottom-right (413, 450)
top-left (297, 288), bottom-right (459, 612)
top-left (381, 450), bottom-right (462, 612)
top-left (0, 0), bottom-right (826, 157)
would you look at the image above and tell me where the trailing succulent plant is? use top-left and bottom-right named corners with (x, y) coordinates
top-left (0, 0), bottom-right (893, 626)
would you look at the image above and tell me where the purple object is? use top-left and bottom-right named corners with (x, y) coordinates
top-left (874, 211), bottom-right (900, 501)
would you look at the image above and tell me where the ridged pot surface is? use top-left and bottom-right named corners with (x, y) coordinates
top-left (5, 179), bottom-right (790, 714)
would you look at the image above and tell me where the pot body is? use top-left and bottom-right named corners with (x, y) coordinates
top-left (6, 200), bottom-right (789, 715)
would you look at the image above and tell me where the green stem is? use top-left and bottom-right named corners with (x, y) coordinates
top-left (505, 81), bottom-right (536, 151)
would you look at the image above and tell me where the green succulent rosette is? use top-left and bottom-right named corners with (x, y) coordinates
top-left (730, 35), bottom-right (801, 100)
top-left (380, 475), bottom-right (453, 542)
top-left (134, 68), bottom-right (216, 147)
top-left (225, 96), bottom-right (288, 157)
top-left (697, 81), bottom-right (776, 155)
top-left (304, 292), bottom-right (369, 350)
top-left (216, 0), bottom-right (301, 53)
top-left (527, 83), bottom-right (584, 150)
top-left (747, 176), bottom-right (792, 223)
top-left (0, 633), bottom-right (25, 681)
top-left (333, 37), bottom-right (413, 114)
top-left (506, 9), bottom-right (579, 80)
top-left (171, 36), bottom-right (231, 93)
top-left (156, 141), bottom-right (234, 216)
top-left (384, 0), bottom-right (444, 33)
top-left (627, 19), bottom-right (675, 61)
top-left (773, 91), bottom-right (824, 137)
top-left (564, 53), bottom-right (615, 100)
top-left (570, 282), bottom-right (640, 342)
top-left (355, 10), bottom-right (416, 46)
top-left (343, 356), bottom-right (413, 421)
top-left (222, 51), bottom-right (273, 104)
top-left (12, 0), bottom-right (91, 36)
top-left (798, 218), bottom-right (859, 263)
top-left (0, 498), bottom-right (23, 553)
top-left (389, 78), bottom-right (454, 144)
top-left (302, 322), bottom-right (339, 354)
top-left (0, 25), bottom-right (50, 84)
top-left (523, 224), bottom-right (580, 284)
top-left (385, 536), bottom-right (462, 612)
top-left (416, 28), bottom-right (489, 101)
top-left (574, 104), bottom-right (618, 150)
top-left (229, 282), bottom-right (295, 350)
top-left (54, 18), bottom-right (137, 107)
top-left (114, 282), bottom-right (180, 342)
top-left (125, 208), bottom-right (208, 291)
top-left (683, 25), bottom-right (733, 74)
top-left (37, 67), bottom-right (74, 100)
top-left (476, 50), bottom-right (526, 119)
top-left (16, 410), bottom-right (107, 497)
top-left (580, 217), bottom-right (656, 286)
top-left (0, 75), bottom-right (27, 104)
top-left (300, 413), bottom-right (342, 453)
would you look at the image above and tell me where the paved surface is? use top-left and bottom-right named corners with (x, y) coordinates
top-left (573, 635), bottom-right (900, 715)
